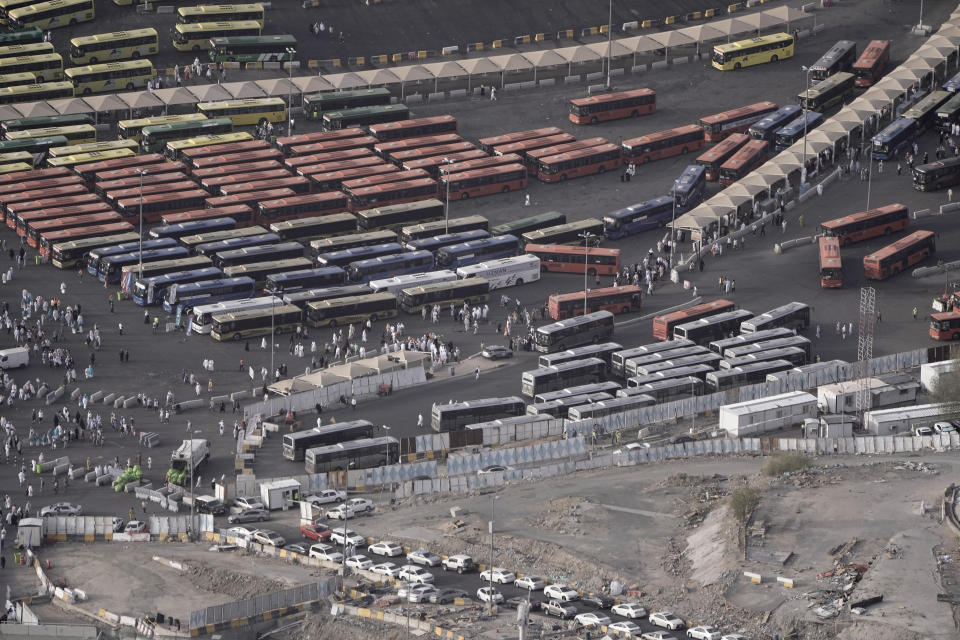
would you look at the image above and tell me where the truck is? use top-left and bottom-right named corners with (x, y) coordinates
top-left (166, 439), bottom-right (209, 486)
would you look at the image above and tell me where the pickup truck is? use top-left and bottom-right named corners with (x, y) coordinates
top-left (542, 600), bottom-right (576, 619)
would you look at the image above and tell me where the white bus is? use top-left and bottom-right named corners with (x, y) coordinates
top-left (456, 254), bottom-right (540, 289)
top-left (368, 269), bottom-right (457, 297)
top-left (190, 295), bottom-right (278, 334)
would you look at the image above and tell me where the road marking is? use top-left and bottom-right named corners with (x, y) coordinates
top-left (598, 503), bottom-right (677, 518)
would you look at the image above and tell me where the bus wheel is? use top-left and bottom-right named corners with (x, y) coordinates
top-left (597, 165), bottom-right (606, 173)
top-left (540, 265), bottom-right (548, 273)
top-left (131, 51), bottom-right (140, 59)
top-left (259, 118), bottom-right (268, 127)
top-left (631, 110), bottom-right (639, 117)
top-left (621, 307), bottom-right (629, 314)
top-left (460, 192), bottom-right (469, 200)
top-left (232, 334), bottom-right (241, 341)
top-left (89, 57), bottom-right (98, 64)
top-left (83, 88), bottom-right (92, 95)
top-left (734, 62), bottom-right (741, 70)
top-left (771, 55), bottom-right (779, 62)
top-left (275, 326), bottom-right (283, 335)
top-left (516, 278), bottom-right (523, 286)
top-left (885, 227), bottom-right (892, 235)
top-left (126, 83), bottom-right (135, 91)
top-left (501, 185), bottom-right (510, 193)
top-left (70, 18), bottom-right (78, 25)
top-left (591, 335), bottom-right (600, 344)
top-left (681, 147), bottom-right (688, 154)
top-left (590, 117), bottom-right (598, 124)
top-left (560, 174), bottom-right (567, 181)
top-left (193, 45), bottom-right (201, 52)
top-left (588, 268), bottom-right (597, 276)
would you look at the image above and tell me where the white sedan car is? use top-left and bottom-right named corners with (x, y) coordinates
top-left (610, 621), bottom-right (643, 635)
top-left (687, 626), bottom-right (721, 640)
top-left (226, 526), bottom-right (254, 542)
top-left (612, 602), bottom-right (648, 619)
top-left (368, 541), bottom-right (403, 557)
top-left (407, 584), bottom-right (438, 603)
top-left (649, 612), bottom-right (685, 630)
top-left (514, 575), bottom-right (545, 590)
top-left (477, 587), bottom-right (504, 604)
top-left (642, 632), bottom-right (678, 640)
top-left (329, 529), bottom-right (365, 546)
top-left (344, 554), bottom-right (373, 571)
top-left (575, 612), bottom-right (611, 627)
top-left (543, 584), bottom-right (580, 602)
top-left (398, 565), bottom-right (434, 584)
top-left (479, 567), bottom-right (516, 584)
top-left (305, 489), bottom-right (347, 505)
top-left (371, 562), bottom-right (401, 577)
top-left (308, 544), bottom-right (344, 562)
top-left (326, 505), bottom-right (357, 520)
top-left (347, 497), bottom-right (374, 512)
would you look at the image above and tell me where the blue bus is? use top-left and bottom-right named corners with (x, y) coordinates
top-left (132, 266), bottom-right (223, 306)
top-left (212, 241), bottom-right (304, 270)
top-left (670, 165), bottom-right (706, 214)
top-left (162, 276), bottom-right (257, 313)
top-left (194, 232), bottom-right (281, 258)
top-left (98, 246), bottom-right (190, 283)
top-left (871, 117), bottom-right (917, 160)
top-left (265, 267), bottom-right (347, 293)
top-left (405, 229), bottom-right (489, 253)
top-left (315, 242), bottom-right (405, 269)
top-left (774, 111), bottom-right (824, 151)
top-left (602, 196), bottom-right (674, 240)
top-left (148, 217), bottom-right (237, 241)
top-left (85, 238), bottom-right (177, 276)
top-left (748, 104), bottom-right (802, 142)
top-left (282, 284), bottom-right (372, 308)
top-left (943, 71), bottom-right (960, 93)
top-left (435, 235), bottom-right (522, 269)
top-left (346, 250), bottom-right (434, 283)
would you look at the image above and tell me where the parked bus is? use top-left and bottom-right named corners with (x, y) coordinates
top-left (208, 34), bottom-right (296, 63)
top-left (527, 392), bottom-right (616, 418)
top-left (189, 295), bottom-right (278, 334)
top-left (521, 358), bottom-right (606, 397)
top-left (611, 339), bottom-right (695, 377)
top-left (863, 229), bottom-right (935, 280)
top-left (264, 267), bottom-right (345, 294)
top-left (2, 112), bottom-right (89, 134)
top-left (699, 101), bottom-right (778, 142)
top-left (935, 93), bottom-right (960, 132)
top-left (400, 214), bottom-right (488, 242)
top-left (305, 291), bottom-right (397, 328)
top-left (0, 72), bottom-right (36, 88)
top-left (525, 241), bottom-right (619, 275)
top-left (747, 105), bottom-right (802, 143)
top-left (196, 96), bottom-right (285, 128)
top-left (455, 254), bottom-right (541, 289)
top-left (670, 165), bottom-right (706, 213)
top-left (622, 345), bottom-right (710, 374)
top-left (132, 266), bottom-right (223, 305)
top-left (673, 309), bottom-right (755, 345)
top-left (490, 211), bottom-right (565, 238)
top-left (303, 436), bottom-right (399, 473)
top-left (430, 396), bottom-right (526, 431)
top-left (375, 132), bottom-right (462, 158)
top-left (177, 137), bottom-right (264, 165)
top-left (538, 342), bottom-right (622, 368)
top-left (7, 0), bottom-right (94, 31)
top-left (819, 236), bottom-right (843, 288)
top-left (302, 88), bottom-right (391, 121)
top-left (354, 198), bottom-right (443, 232)
top-left (621, 124), bottom-right (705, 165)
top-left (141, 118), bottom-right (233, 154)
top-left (118, 114), bottom-right (207, 143)
top-left (0, 51), bottom-right (62, 82)
top-left (45, 148), bottom-right (136, 169)
top-left (913, 156), bottom-right (960, 192)
top-left (548, 285), bottom-right (641, 320)
top-left (740, 302), bottom-right (811, 333)
top-left (85, 237), bottom-right (176, 276)
top-left (212, 241), bottom-right (303, 270)
top-left (342, 168), bottom-right (430, 191)
top-left (103, 178), bottom-right (198, 206)
top-left (178, 225), bottom-right (269, 253)
top-left (723, 335), bottom-right (812, 361)
top-left (282, 284), bottom-right (370, 308)
top-left (627, 376), bottom-right (703, 403)
top-left (852, 40), bottom-right (890, 88)
top-left (521, 218), bottom-right (605, 247)
top-left (203, 188), bottom-right (297, 214)
top-left (346, 250), bottom-right (433, 284)
top-left (64, 59), bottom-right (153, 95)
top-left (721, 346), bottom-right (808, 369)
top-left (26, 211), bottom-right (119, 248)
top-left (99, 246), bottom-right (190, 284)
top-left (121, 255), bottom-right (213, 291)
top-left (388, 141), bottom-right (476, 166)
top-left (901, 90), bottom-right (952, 132)
top-left (210, 303), bottom-right (301, 341)
top-left (718, 139), bottom-right (769, 186)
top-left (930, 310), bottom-right (960, 341)
top-left (402, 149), bottom-right (487, 176)
top-left (194, 232), bottom-right (279, 258)
top-left (160, 205), bottom-right (256, 228)
top-left (0, 78), bottom-right (69, 102)
top-left (477, 127), bottom-right (564, 153)
top-left (820, 203), bottom-right (909, 246)
top-left (306, 164), bottom-right (398, 192)
top-left (316, 242), bottom-right (403, 270)
top-left (568, 88), bottom-right (656, 125)
top-left (68, 27), bottom-right (157, 65)
top-left (172, 20), bottom-right (261, 52)
top-left (345, 178), bottom-right (438, 212)
top-left (75, 152), bottom-right (166, 183)
top-left (286, 136), bottom-right (377, 161)
top-left (310, 231), bottom-right (397, 257)
top-left (218, 175), bottom-right (309, 197)
top-left (222, 257), bottom-right (313, 286)
top-left (275, 129), bottom-right (365, 154)
top-left (5, 122), bottom-right (93, 144)
top-left (0, 26), bottom-right (41, 43)
top-left (435, 235), bottom-right (522, 269)
top-left (871, 117), bottom-right (917, 160)
top-left (809, 40), bottom-right (857, 81)
top-left (162, 276), bottom-right (255, 312)
top-left (798, 71), bottom-right (855, 112)
top-left (148, 217), bottom-right (237, 241)
top-left (567, 394), bottom-right (656, 420)
top-left (711, 32), bottom-right (794, 71)
top-left (534, 310), bottom-right (615, 353)
top-left (532, 381), bottom-right (620, 405)
top-left (49, 138), bottom-right (138, 157)
top-left (398, 278), bottom-right (489, 313)
top-left (705, 360), bottom-right (794, 392)
top-left (708, 328), bottom-right (794, 356)
top-left (320, 104), bottom-right (410, 131)
top-left (536, 143), bottom-right (622, 183)
top-left (652, 299), bottom-right (736, 341)
top-left (404, 229), bottom-right (489, 253)
top-left (50, 231), bottom-right (139, 269)
top-left (522, 139), bottom-right (604, 175)
top-left (774, 111), bottom-right (824, 151)
top-left (282, 420), bottom-right (376, 461)
top-left (203, 168), bottom-right (290, 194)
top-left (269, 213), bottom-right (357, 242)
top-left (695, 133), bottom-right (749, 182)
top-left (367, 115), bottom-right (457, 142)
top-left (368, 270), bottom-right (457, 297)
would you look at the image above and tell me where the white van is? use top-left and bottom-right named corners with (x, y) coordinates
top-left (0, 347), bottom-right (28, 369)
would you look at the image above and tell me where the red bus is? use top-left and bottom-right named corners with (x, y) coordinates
top-left (189, 149), bottom-right (283, 173)
top-left (440, 163), bottom-right (526, 200)
top-left (26, 211), bottom-right (122, 248)
top-left (524, 138), bottom-right (608, 175)
top-left (204, 188), bottom-right (297, 212)
top-left (282, 147), bottom-right (373, 171)
top-left (548, 285), bottom-right (642, 320)
top-left (192, 159), bottom-right (281, 181)
top-left (568, 88), bottom-right (657, 125)
top-left (39, 221), bottom-right (135, 256)
top-left (201, 169), bottom-right (292, 195)
top-left (0, 175), bottom-right (84, 203)
top-left (524, 243), bottom-right (620, 276)
top-left (1, 184), bottom-right (91, 220)
top-left (373, 133), bottom-right (462, 157)
top-left (493, 133), bottom-right (576, 158)
top-left (116, 189), bottom-right (210, 223)
top-left (307, 164), bottom-right (400, 191)
top-left (218, 176), bottom-right (311, 197)
top-left (930, 310), bottom-right (960, 340)
top-left (0, 166), bottom-right (71, 188)
top-left (179, 140), bottom-right (270, 164)
top-left (621, 125), bottom-right (705, 165)
top-left (94, 170), bottom-right (189, 197)
top-left (718, 139), bottom-right (769, 186)
top-left (536, 143), bottom-right (622, 183)
top-left (696, 132), bottom-right (749, 181)
top-left (287, 135), bottom-right (376, 158)
top-left (74, 153), bottom-right (167, 184)
top-left (863, 230), bottom-right (935, 280)
top-left (275, 129), bottom-right (365, 155)
top-left (820, 203), bottom-right (909, 246)
top-left (652, 299), bottom-right (735, 341)
top-left (161, 205), bottom-right (256, 227)
top-left (367, 115), bottom-right (457, 142)
top-left (257, 192), bottom-right (349, 223)
top-left (818, 236), bottom-right (842, 288)
top-left (440, 153), bottom-right (522, 176)
top-left (93, 162), bottom-right (187, 184)
top-left (293, 156), bottom-right (385, 177)
top-left (342, 168), bottom-right (430, 191)
top-left (105, 180), bottom-right (198, 206)
top-left (478, 127), bottom-right (564, 153)
top-left (6, 194), bottom-right (103, 223)
top-left (15, 203), bottom-right (111, 235)
top-left (344, 177), bottom-right (438, 211)
top-left (388, 141), bottom-right (477, 166)
top-left (402, 149), bottom-right (488, 176)
top-left (853, 40), bottom-right (890, 88)
top-left (698, 101), bottom-right (778, 142)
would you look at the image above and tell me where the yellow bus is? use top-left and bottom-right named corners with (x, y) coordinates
top-left (68, 28), bottom-right (158, 65)
top-left (0, 150), bottom-right (33, 165)
top-left (0, 52), bottom-right (62, 82)
top-left (0, 71), bottom-right (33, 87)
top-left (172, 21), bottom-right (261, 52)
top-left (49, 139), bottom-right (138, 157)
top-left (118, 112), bottom-right (207, 142)
top-left (197, 97), bottom-right (286, 127)
top-left (0, 80), bottom-right (71, 103)
top-left (7, 0), bottom-right (94, 31)
top-left (712, 32), bottom-right (794, 71)
top-left (0, 41), bottom-right (52, 58)
top-left (164, 131), bottom-right (253, 161)
top-left (6, 123), bottom-right (96, 144)
top-left (45, 147), bottom-right (134, 168)
top-left (0, 0), bottom-right (41, 26)
top-left (177, 4), bottom-right (264, 27)
top-left (0, 161), bottom-right (31, 174)
top-left (65, 59), bottom-right (153, 95)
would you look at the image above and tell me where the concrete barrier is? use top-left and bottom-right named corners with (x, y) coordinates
top-left (174, 399), bottom-right (204, 412)
top-left (53, 463), bottom-right (68, 477)
top-left (564, 76), bottom-right (580, 84)
top-left (45, 387), bottom-right (63, 406)
top-left (229, 390), bottom-right (250, 401)
top-left (913, 208), bottom-right (932, 219)
top-left (103, 393), bottom-right (116, 405)
top-left (84, 471), bottom-right (97, 482)
top-left (449, 88), bottom-right (468, 98)
top-left (210, 394), bottom-right (230, 408)
top-left (504, 82), bottom-right (522, 91)
top-left (122, 397), bottom-right (138, 409)
top-left (441, 45), bottom-right (458, 56)
top-left (404, 94), bottom-right (423, 104)
top-left (519, 81), bottom-right (536, 89)
top-left (427, 91), bottom-right (444, 101)
top-left (774, 235), bottom-right (817, 254)
top-left (69, 388), bottom-right (81, 400)
top-left (113, 396), bottom-right (125, 409)
top-left (539, 78), bottom-right (555, 87)
top-left (744, 571), bottom-right (762, 583)
top-left (89, 390), bottom-right (104, 403)
top-left (622, 20), bottom-right (639, 32)
top-left (631, 66), bottom-right (646, 74)
top-left (37, 384), bottom-right (48, 397)
top-left (652, 60), bottom-right (669, 70)
top-left (156, 6), bottom-right (174, 14)
top-left (610, 68), bottom-right (624, 76)
top-left (68, 468), bottom-right (85, 480)
top-left (777, 576), bottom-right (795, 588)
top-left (585, 71), bottom-right (604, 82)
top-left (674, 56), bottom-right (689, 65)
top-left (96, 474), bottom-right (113, 487)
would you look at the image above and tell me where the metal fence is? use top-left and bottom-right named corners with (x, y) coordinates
top-left (189, 581), bottom-right (330, 631)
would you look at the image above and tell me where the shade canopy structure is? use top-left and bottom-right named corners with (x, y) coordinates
top-left (867, 85), bottom-right (906, 102)
top-left (807, 127), bottom-right (848, 145)
top-left (737, 10), bottom-right (783, 35)
top-left (818, 118), bottom-right (860, 135)
top-left (16, 101), bottom-right (56, 117)
top-left (298, 369), bottom-right (349, 388)
top-left (291, 75), bottom-right (334, 93)
top-left (849, 95), bottom-right (892, 112)
top-left (648, 29), bottom-right (694, 62)
top-left (724, 181), bottom-right (768, 199)
top-left (916, 42), bottom-right (956, 59)
top-left (620, 35), bottom-right (662, 54)
top-left (458, 56), bottom-right (501, 90)
top-left (421, 60), bottom-right (468, 91)
top-left (355, 68), bottom-right (401, 87)
top-left (760, 4), bottom-right (808, 31)
top-left (148, 87), bottom-right (197, 106)
top-left (739, 171), bottom-right (785, 189)
top-left (832, 108), bottom-right (868, 128)
top-left (47, 98), bottom-right (94, 115)
top-left (0, 105), bottom-right (22, 120)
top-left (711, 191), bottom-right (753, 209)
top-left (488, 53), bottom-right (536, 88)
top-left (256, 77), bottom-right (299, 97)
top-left (379, 350), bottom-right (431, 367)
top-left (710, 17), bottom-right (753, 40)
top-left (872, 76), bottom-right (913, 92)
top-left (324, 72), bottom-right (367, 90)
top-left (220, 81), bottom-right (266, 99)
top-left (188, 84), bottom-right (232, 102)
top-left (675, 24), bottom-right (725, 44)
top-left (267, 378), bottom-right (318, 396)
top-left (586, 38), bottom-right (632, 59)
top-left (524, 49), bottom-right (568, 82)
top-left (886, 65), bottom-right (928, 83)
top-left (326, 361), bottom-right (378, 379)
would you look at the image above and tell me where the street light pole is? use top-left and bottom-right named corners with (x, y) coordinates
top-left (488, 495), bottom-right (498, 614)
top-left (801, 66), bottom-right (812, 186)
top-left (136, 169), bottom-right (148, 278)
top-left (270, 295), bottom-right (276, 381)
top-left (606, 0), bottom-right (613, 88)
top-left (286, 48), bottom-right (296, 137)
top-left (579, 231), bottom-right (596, 314)
top-left (379, 425), bottom-right (390, 505)
top-left (669, 179), bottom-right (679, 274)
top-left (442, 157), bottom-right (453, 233)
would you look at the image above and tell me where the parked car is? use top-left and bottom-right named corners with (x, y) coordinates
top-left (687, 627), bottom-right (721, 640)
top-left (308, 544), bottom-right (343, 562)
top-left (543, 584), bottom-right (579, 602)
top-left (407, 548), bottom-right (441, 567)
top-left (581, 593), bottom-right (613, 609)
top-left (406, 584), bottom-right (438, 603)
top-left (123, 520), bottom-right (146, 534)
top-left (642, 632), bottom-right (678, 640)
top-left (345, 554), bottom-right (373, 571)
top-left (40, 502), bottom-right (82, 517)
top-left (398, 565), bottom-right (434, 583)
top-left (227, 508), bottom-right (269, 524)
top-left (346, 497), bottom-right (374, 513)
top-left (574, 612), bottom-right (610, 627)
top-left (300, 522), bottom-right (332, 542)
top-left (720, 635), bottom-right (749, 640)
top-left (649, 612), bottom-right (685, 630)
top-left (286, 544), bottom-right (308, 555)
top-left (252, 529), bottom-right (286, 548)
top-left (368, 541), bottom-right (403, 557)
top-left (226, 526), bottom-right (254, 541)
top-left (933, 421), bottom-right (957, 434)
top-left (542, 599), bottom-right (576, 619)
top-left (477, 587), bottom-right (504, 603)
top-left (326, 505), bottom-right (357, 520)
top-left (504, 596), bottom-right (540, 610)
top-left (610, 621), bottom-right (643, 635)
top-left (112, 517), bottom-right (124, 533)
top-left (514, 575), bottom-right (545, 590)
top-left (477, 464), bottom-right (514, 476)
top-left (329, 529), bottom-right (365, 546)
top-left (371, 562), bottom-right (401, 577)
top-left (233, 496), bottom-right (264, 510)
top-left (430, 588), bottom-right (469, 604)
top-left (612, 602), bottom-right (648, 619)
top-left (482, 345), bottom-right (513, 360)
top-left (914, 425), bottom-right (934, 436)
top-left (305, 489), bottom-right (347, 505)
top-left (441, 554), bottom-right (476, 574)
top-left (479, 567), bottom-right (516, 584)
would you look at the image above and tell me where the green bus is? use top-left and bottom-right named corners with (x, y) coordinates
top-left (141, 117), bottom-right (233, 153)
top-left (0, 134), bottom-right (68, 154)
top-left (490, 211), bottom-right (567, 237)
top-left (320, 103), bottom-right (409, 131)
top-left (208, 34), bottom-right (296, 63)
top-left (304, 87), bottom-right (391, 121)
top-left (1, 112), bottom-right (91, 135)
top-left (0, 27), bottom-right (42, 45)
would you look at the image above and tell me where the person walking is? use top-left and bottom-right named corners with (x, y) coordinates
top-left (417, 414), bottom-right (423, 429)
top-left (475, 367), bottom-right (480, 380)
top-left (913, 306), bottom-right (918, 320)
